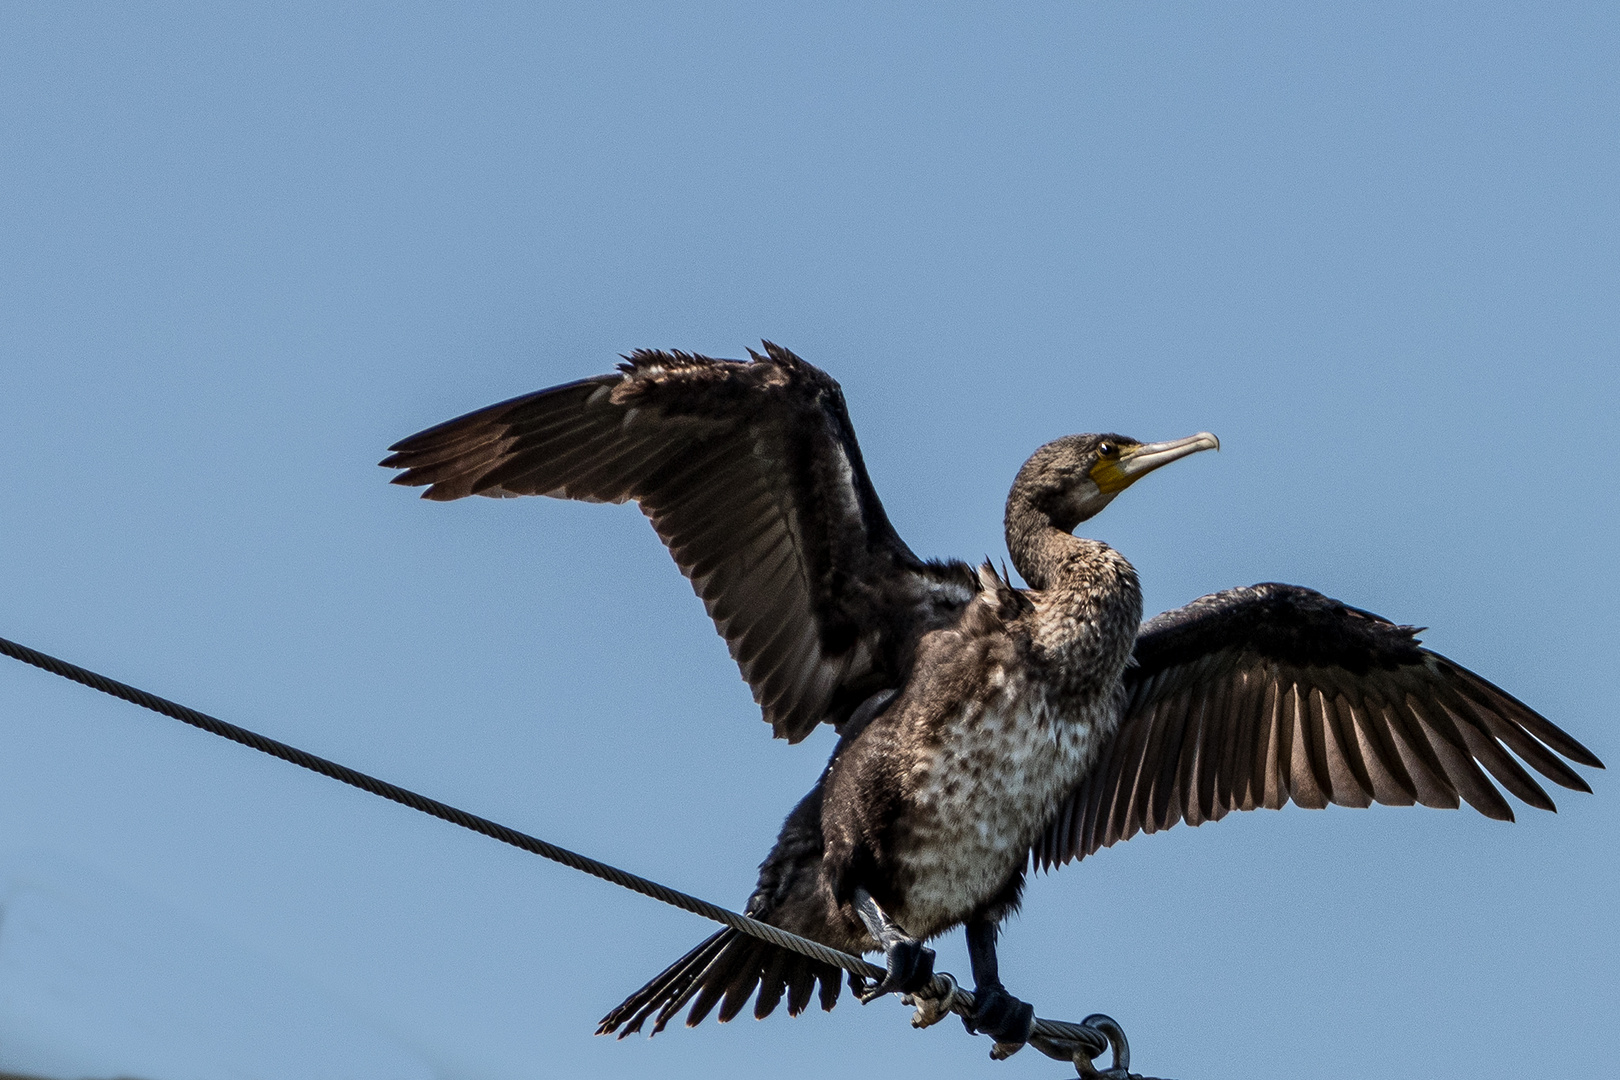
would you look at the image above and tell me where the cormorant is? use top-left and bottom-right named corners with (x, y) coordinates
top-left (382, 343), bottom-right (1602, 1049)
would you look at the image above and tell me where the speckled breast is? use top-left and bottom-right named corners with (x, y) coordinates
top-left (892, 684), bottom-right (1115, 937)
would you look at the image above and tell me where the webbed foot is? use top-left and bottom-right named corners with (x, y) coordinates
top-left (962, 984), bottom-right (1035, 1047)
top-left (857, 938), bottom-right (936, 1003)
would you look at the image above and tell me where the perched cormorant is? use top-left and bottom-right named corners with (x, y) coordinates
top-left (383, 343), bottom-right (1602, 1049)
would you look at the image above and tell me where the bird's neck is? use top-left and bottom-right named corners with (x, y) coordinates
top-left (1008, 518), bottom-right (1137, 606)
top-left (1005, 501), bottom-right (1106, 592)
top-left (1005, 501), bottom-right (1143, 696)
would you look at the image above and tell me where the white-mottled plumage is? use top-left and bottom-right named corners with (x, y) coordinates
top-left (874, 551), bottom-right (1142, 938)
top-left (897, 690), bottom-right (1114, 935)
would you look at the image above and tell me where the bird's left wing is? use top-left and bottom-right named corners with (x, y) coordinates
top-left (1035, 583), bottom-right (1602, 868)
top-left (382, 343), bottom-right (975, 742)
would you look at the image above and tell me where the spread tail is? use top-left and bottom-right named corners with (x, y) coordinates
top-left (597, 928), bottom-right (845, 1036)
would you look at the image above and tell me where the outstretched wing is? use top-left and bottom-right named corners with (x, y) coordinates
top-left (1036, 583), bottom-right (1603, 867)
top-left (382, 342), bottom-right (975, 742)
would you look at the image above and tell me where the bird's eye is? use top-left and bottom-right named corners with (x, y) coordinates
top-left (1097, 442), bottom-right (1116, 458)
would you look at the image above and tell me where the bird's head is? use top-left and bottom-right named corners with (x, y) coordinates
top-left (1006, 431), bottom-right (1220, 533)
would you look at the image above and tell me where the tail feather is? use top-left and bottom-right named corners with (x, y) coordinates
top-left (785, 959), bottom-right (817, 1015)
top-left (752, 947), bottom-right (789, 1020)
top-left (716, 954), bottom-right (764, 1024)
top-left (683, 941), bottom-right (755, 1027)
top-left (816, 961), bottom-right (840, 1011)
top-left (598, 930), bottom-right (728, 1037)
top-left (598, 928), bottom-right (844, 1037)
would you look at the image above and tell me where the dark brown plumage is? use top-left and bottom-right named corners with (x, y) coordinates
top-left (384, 345), bottom-right (973, 743)
top-left (1037, 583), bottom-right (1604, 868)
top-left (383, 343), bottom-right (1602, 1048)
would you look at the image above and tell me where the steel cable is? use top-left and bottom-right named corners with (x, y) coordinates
top-left (0, 634), bottom-right (1140, 1071)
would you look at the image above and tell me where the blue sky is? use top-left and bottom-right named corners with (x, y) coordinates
top-left (0, 4), bottom-right (1615, 1078)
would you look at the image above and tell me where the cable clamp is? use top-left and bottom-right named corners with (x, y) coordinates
top-left (902, 971), bottom-right (959, 1029)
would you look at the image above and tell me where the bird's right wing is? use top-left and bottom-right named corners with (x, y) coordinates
top-left (1035, 583), bottom-right (1603, 868)
top-left (382, 343), bottom-right (975, 742)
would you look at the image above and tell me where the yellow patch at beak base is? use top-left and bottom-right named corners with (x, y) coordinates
top-left (1089, 432), bottom-right (1220, 496)
top-left (1089, 458), bottom-right (1132, 495)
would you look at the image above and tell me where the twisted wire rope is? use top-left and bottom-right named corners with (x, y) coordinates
top-left (0, 633), bottom-right (1124, 1066)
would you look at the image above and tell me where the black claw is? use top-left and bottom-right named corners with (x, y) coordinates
top-left (962, 985), bottom-right (1035, 1046)
top-left (857, 939), bottom-right (936, 1002)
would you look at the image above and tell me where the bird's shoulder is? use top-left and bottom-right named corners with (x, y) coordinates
top-left (861, 564), bottom-right (1038, 734)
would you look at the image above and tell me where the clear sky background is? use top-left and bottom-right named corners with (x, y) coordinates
top-left (0, 4), bottom-right (1615, 1079)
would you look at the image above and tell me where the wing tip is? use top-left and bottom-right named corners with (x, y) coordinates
top-left (1566, 746), bottom-right (1606, 771)
top-left (773, 717), bottom-right (818, 744)
top-left (382, 468), bottom-right (467, 501)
